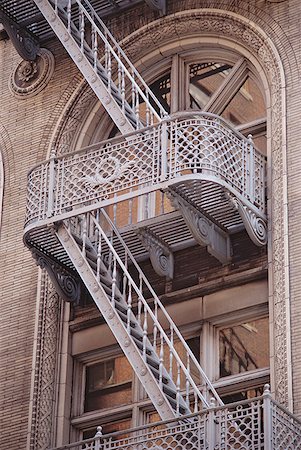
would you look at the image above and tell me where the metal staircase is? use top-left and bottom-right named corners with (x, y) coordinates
top-left (33, 0), bottom-right (167, 133)
top-left (54, 209), bottom-right (223, 420)
top-left (25, 0), bottom-right (268, 426)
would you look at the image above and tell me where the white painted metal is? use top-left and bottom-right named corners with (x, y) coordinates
top-left (24, 112), bottom-right (266, 239)
top-left (33, 0), bottom-right (167, 134)
top-left (48, 386), bottom-right (301, 450)
top-left (56, 209), bottom-right (224, 416)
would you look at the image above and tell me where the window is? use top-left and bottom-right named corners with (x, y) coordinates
top-left (219, 317), bottom-right (269, 378)
top-left (84, 356), bottom-right (132, 412)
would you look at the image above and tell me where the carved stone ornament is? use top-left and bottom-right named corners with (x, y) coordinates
top-left (167, 189), bottom-right (232, 265)
top-left (32, 248), bottom-right (81, 304)
top-left (226, 193), bottom-right (268, 247)
top-left (137, 228), bottom-right (174, 279)
top-left (9, 48), bottom-right (55, 99)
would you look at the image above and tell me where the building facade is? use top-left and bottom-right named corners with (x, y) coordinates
top-left (0, 0), bottom-right (300, 448)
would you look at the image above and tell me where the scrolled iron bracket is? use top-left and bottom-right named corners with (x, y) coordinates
top-left (167, 189), bottom-right (232, 264)
top-left (226, 192), bottom-right (267, 246)
top-left (31, 248), bottom-right (81, 304)
top-left (136, 228), bottom-right (174, 279)
top-left (0, 8), bottom-right (40, 61)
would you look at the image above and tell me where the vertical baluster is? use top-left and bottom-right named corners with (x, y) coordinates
top-left (145, 92), bottom-right (150, 127)
top-left (127, 281), bottom-right (132, 333)
top-left (67, 0), bottom-right (72, 34)
top-left (159, 333), bottom-right (164, 389)
top-left (142, 306), bottom-right (148, 361)
top-left (122, 252), bottom-right (128, 299)
top-left (108, 229), bottom-right (113, 275)
top-left (93, 25), bottom-right (98, 70)
top-left (97, 230), bottom-right (102, 281)
top-left (186, 352), bottom-right (190, 406)
top-left (176, 362), bottom-right (181, 415)
top-left (169, 326), bottom-right (173, 378)
top-left (117, 52), bottom-right (122, 95)
top-left (135, 90), bottom-right (140, 129)
top-left (54, 0), bottom-right (58, 14)
top-left (121, 65), bottom-right (125, 112)
top-left (137, 273), bottom-right (143, 326)
top-left (82, 214), bottom-right (87, 257)
top-left (153, 301), bottom-right (158, 349)
top-left (107, 42), bottom-right (112, 93)
top-left (131, 70), bottom-right (135, 113)
top-left (111, 256), bottom-right (117, 308)
top-left (194, 391), bottom-right (198, 413)
top-left (79, 10), bottom-right (85, 54)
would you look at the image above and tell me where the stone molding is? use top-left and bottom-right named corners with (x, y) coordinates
top-left (29, 8), bottom-right (291, 447)
top-left (28, 272), bottom-right (63, 450)
top-left (9, 48), bottom-right (55, 99)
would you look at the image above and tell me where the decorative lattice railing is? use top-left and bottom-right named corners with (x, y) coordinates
top-left (48, 386), bottom-right (301, 450)
top-left (25, 112), bottom-right (266, 228)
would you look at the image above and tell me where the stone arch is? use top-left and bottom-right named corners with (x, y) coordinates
top-left (29, 9), bottom-right (292, 448)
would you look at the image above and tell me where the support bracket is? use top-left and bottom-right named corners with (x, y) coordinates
top-left (226, 193), bottom-right (267, 246)
top-left (136, 228), bottom-right (174, 279)
top-left (167, 189), bottom-right (232, 265)
top-left (31, 248), bottom-right (81, 303)
top-left (0, 7), bottom-right (39, 61)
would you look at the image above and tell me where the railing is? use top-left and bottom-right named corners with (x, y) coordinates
top-left (48, 386), bottom-right (301, 450)
top-left (51, 0), bottom-right (167, 126)
top-left (67, 208), bottom-right (222, 409)
top-left (25, 112), bottom-right (266, 229)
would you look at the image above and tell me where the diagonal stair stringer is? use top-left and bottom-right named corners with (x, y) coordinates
top-left (55, 222), bottom-right (189, 421)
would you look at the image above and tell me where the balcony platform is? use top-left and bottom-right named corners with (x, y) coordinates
top-left (24, 112), bottom-right (267, 278)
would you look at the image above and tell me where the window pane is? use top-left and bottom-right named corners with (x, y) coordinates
top-left (85, 356), bottom-right (132, 412)
top-left (189, 62), bottom-right (233, 110)
top-left (83, 417), bottom-right (132, 439)
top-left (221, 385), bottom-right (265, 404)
top-left (221, 78), bottom-right (266, 126)
top-left (219, 317), bottom-right (269, 378)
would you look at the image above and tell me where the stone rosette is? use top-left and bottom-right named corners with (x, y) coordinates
top-left (9, 48), bottom-right (55, 99)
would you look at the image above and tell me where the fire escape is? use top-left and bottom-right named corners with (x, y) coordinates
top-left (4, 0), bottom-right (300, 447)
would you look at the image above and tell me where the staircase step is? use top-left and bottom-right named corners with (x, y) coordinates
top-left (116, 309), bottom-right (137, 329)
top-left (130, 334), bottom-right (153, 356)
top-left (149, 365), bottom-right (169, 385)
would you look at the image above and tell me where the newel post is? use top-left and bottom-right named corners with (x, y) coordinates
top-left (94, 425), bottom-right (103, 450)
top-left (208, 397), bottom-right (216, 450)
top-left (47, 146), bottom-right (57, 218)
top-left (263, 384), bottom-right (273, 450)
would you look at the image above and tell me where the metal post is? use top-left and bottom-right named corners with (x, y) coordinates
top-left (94, 425), bottom-right (103, 450)
top-left (263, 384), bottom-right (272, 450)
top-left (160, 121), bottom-right (168, 181)
top-left (247, 134), bottom-right (255, 203)
top-left (208, 397), bottom-right (216, 450)
top-left (46, 147), bottom-right (56, 218)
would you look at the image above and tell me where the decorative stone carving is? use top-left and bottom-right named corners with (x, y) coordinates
top-left (137, 228), bottom-right (174, 279)
top-left (0, 7), bottom-right (39, 61)
top-left (32, 248), bottom-right (81, 304)
top-left (167, 189), bottom-right (232, 265)
top-left (226, 193), bottom-right (268, 247)
top-left (9, 48), bottom-right (55, 99)
top-left (29, 272), bottom-right (62, 450)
